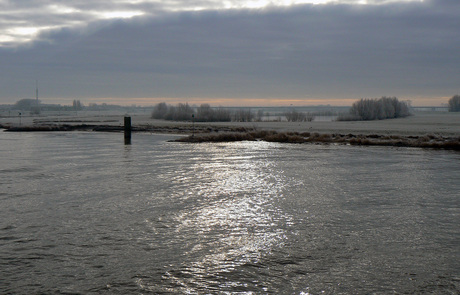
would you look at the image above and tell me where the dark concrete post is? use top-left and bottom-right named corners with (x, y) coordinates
top-left (124, 116), bottom-right (131, 145)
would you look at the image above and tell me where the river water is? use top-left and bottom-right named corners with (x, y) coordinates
top-left (0, 131), bottom-right (459, 294)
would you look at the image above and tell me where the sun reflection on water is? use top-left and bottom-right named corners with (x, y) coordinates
top-left (140, 141), bottom-right (294, 292)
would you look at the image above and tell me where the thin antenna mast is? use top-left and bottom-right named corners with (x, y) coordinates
top-left (35, 80), bottom-right (39, 103)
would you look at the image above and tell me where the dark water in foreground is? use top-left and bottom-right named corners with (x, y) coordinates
top-left (0, 132), bottom-right (459, 294)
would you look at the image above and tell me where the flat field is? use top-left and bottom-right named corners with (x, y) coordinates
top-left (1, 111), bottom-right (459, 137)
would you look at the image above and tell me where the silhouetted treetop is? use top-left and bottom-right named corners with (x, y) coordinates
top-left (448, 95), bottom-right (460, 112)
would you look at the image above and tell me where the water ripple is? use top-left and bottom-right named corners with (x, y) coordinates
top-left (0, 133), bottom-right (458, 294)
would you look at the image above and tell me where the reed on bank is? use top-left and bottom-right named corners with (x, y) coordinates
top-left (174, 130), bottom-right (460, 150)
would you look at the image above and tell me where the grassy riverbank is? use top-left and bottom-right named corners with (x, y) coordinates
top-left (173, 130), bottom-right (460, 150)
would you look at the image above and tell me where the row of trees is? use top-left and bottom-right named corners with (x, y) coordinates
top-left (284, 109), bottom-right (315, 122)
top-left (195, 103), bottom-right (232, 122)
top-left (72, 100), bottom-right (83, 111)
top-left (12, 99), bottom-right (41, 114)
top-left (151, 102), bottom-right (319, 122)
top-left (448, 95), bottom-right (460, 112)
top-left (10, 98), bottom-right (85, 114)
top-left (152, 103), bottom-right (233, 122)
top-left (348, 97), bottom-right (412, 120)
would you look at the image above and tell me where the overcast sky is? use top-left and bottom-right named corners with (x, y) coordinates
top-left (0, 0), bottom-right (458, 106)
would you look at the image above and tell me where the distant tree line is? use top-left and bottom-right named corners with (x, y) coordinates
top-left (152, 103), bottom-right (232, 122)
top-left (3, 99), bottom-right (155, 115)
top-left (72, 100), bottom-right (83, 111)
top-left (343, 97), bottom-right (412, 121)
top-left (12, 98), bottom-right (41, 114)
top-left (448, 95), bottom-right (460, 112)
top-left (151, 102), bottom-right (322, 123)
top-left (284, 109), bottom-right (315, 122)
top-left (10, 99), bottom-right (86, 114)
top-left (152, 102), bottom-right (196, 121)
top-left (232, 108), bottom-right (253, 122)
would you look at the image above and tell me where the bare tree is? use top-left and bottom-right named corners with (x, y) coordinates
top-left (348, 97), bottom-right (411, 120)
top-left (196, 103), bottom-right (213, 121)
top-left (151, 102), bottom-right (168, 119)
top-left (195, 104), bottom-right (231, 122)
top-left (448, 95), bottom-right (460, 112)
top-left (285, 109), bottom-right (306, 122)
top-left (233, 109), bottom-right (254, 122)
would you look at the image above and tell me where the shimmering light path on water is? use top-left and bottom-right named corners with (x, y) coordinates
top-left (0, 132), bottom-right (459, 294)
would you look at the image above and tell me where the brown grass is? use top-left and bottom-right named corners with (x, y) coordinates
top-left (174, 131), bottom-right (460, 150)
top-left (3, 122), bottom-right (458, 150)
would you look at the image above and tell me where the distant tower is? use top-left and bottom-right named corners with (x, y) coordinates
top-left (35, 80), bottom-right (39, 105)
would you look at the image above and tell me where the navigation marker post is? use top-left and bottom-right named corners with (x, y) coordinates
top-left (192, 113), bottom-right (195, 138)
top-left (124, 116), bottom-right (132, 145)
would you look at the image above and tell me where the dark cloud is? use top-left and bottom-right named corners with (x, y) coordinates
top-left (1, 0), bottom-right (459, 105)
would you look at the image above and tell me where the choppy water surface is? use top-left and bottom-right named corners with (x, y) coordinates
top-left (0, 132), bottom-right (459, 294)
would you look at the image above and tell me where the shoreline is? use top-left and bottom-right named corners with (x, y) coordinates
top-left (173, 130), bottom-right (460, 151)
top-left (1, 111), bottom-right (459, 150)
